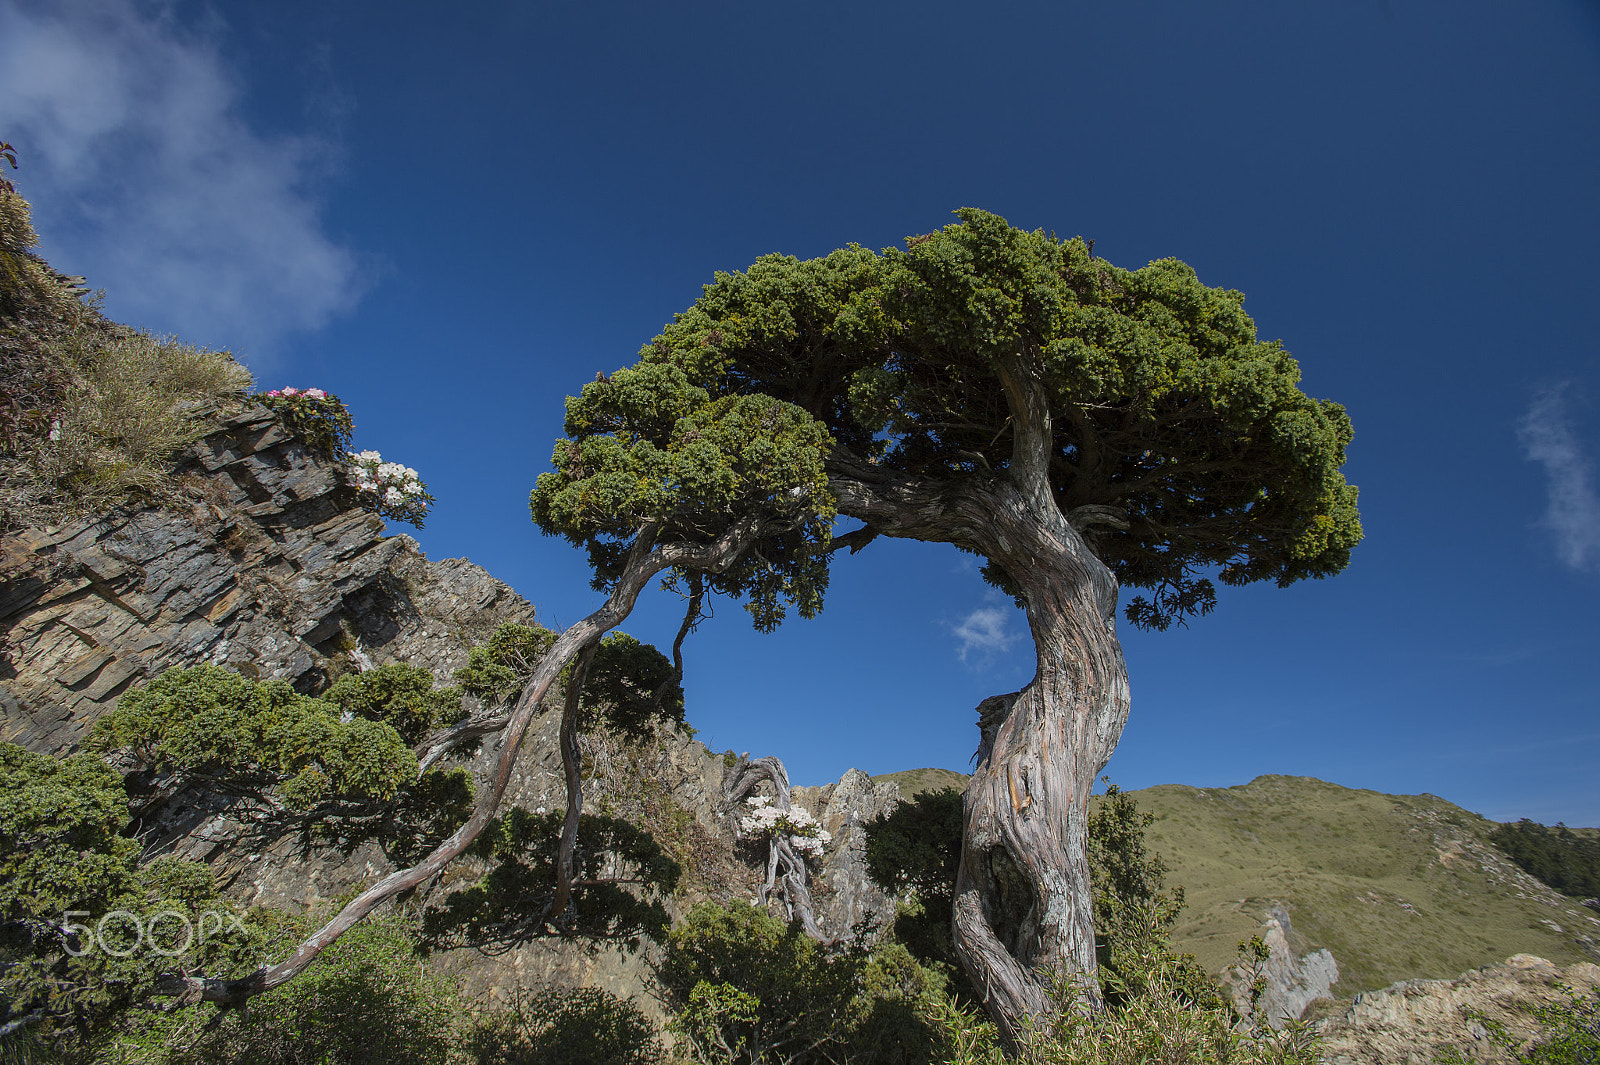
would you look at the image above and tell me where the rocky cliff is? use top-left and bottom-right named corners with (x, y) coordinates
top-left (0, 402), bottom-right (900, 1016)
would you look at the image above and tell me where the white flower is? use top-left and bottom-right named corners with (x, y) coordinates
top-left (306, 388), bottom-right (327, 399)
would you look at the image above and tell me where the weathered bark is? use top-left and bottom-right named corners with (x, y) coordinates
top-left (825, 353), bottom-right (1132, 1046)
top-left (154, 515), bottom-right (777, 1009)
top-left (545, 641), bottom-right (596, 924)
top-left (724, 754), bottom-right (831, 943)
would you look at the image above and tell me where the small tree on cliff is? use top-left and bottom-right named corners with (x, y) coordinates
top-left (631, 209), bottom-right (1361, 1041)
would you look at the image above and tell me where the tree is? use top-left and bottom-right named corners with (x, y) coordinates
top-left (112, 209), bottom-right (1357, 1042)
top-left (137, 363), bottom-right (837, 1012)
top-left (627, 209), bottom-right (1361, 1041)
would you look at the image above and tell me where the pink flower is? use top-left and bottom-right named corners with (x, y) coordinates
top-left (306, 388), bottom-right (327, 399)
top-left (282, 387), bottom-right (300, 396)
top-left (266, 389), bottom-right (282, 397)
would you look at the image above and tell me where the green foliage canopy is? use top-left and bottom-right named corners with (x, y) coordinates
top-left (528, 362), bottom-right (838, 631)
top-left (91, 664), bottom-right (422, 809)
top-left (636, 209), bottom-right (1361, 628)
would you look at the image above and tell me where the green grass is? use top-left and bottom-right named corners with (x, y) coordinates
top-left (875, 767), bottom-right (971, 799)
top-left (870, 770), bottom-right (1600, 997)
top-left (1133, 776), bottom-right (1598, 994)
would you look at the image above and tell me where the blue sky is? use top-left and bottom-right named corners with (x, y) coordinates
top-left (3, 0), bottom-right (1597, 824)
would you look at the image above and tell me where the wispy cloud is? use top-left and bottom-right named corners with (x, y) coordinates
top-left (0, 0), bottom-right (366, 360)
top-left (952, 596), bottom-right (1024, 665)
top-left (1517, 384), bottom-right (1600, 572)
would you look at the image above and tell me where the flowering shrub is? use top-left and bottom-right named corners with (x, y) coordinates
top-left (740, 795), bottom-right (831, 857)
top-left (259, 387), bottom-right (354, 459)
top-left (347, 449), bottom-right (434, 528)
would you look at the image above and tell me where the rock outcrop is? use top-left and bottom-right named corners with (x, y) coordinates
top-left (1, 402), bottom-right (537, 756)
top-left (1226, 903), bottom-right (1340, 1027)
top-left (1317, 954), bottom-right (1600, 1065)
top-left (791, 768), bottom-right (904, 937)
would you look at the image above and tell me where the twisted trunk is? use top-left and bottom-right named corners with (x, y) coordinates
top-left (951, 505), bottom-right (1129, 1041)
top-left (545, 641), bottom-right (596, 924)
top-left (826, 353), bottom-right (1132, 1046)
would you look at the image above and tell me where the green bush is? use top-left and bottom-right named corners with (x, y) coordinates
top-left (1088, 782), bottom-right (1223, 1010)
top-left (92, 663), bottom-right (475, 861)
top-left (464, 986), bottom-right (663, 1065)
top-left (0, 744), bottom-right (277, 1060)
top-left (659, 902), bottom-right (949, 1065)
top-left (932, 948), bottom-right (1320, 1065)
top-left (104, 914), bottom-right (461, 1065)
top-left (861, 786), bottom-right (971, 1000)
top-left (91, 664), bottom-right (421, 809)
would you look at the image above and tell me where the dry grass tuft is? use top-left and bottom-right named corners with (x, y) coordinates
top-left (1, 173), bottom-right (251, 529)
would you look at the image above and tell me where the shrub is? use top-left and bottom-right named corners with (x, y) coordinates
top-left (345, 447), bottom-right (434, 528)
top-left (91, 664), bottom-right (475, 861)
top-left (659, 902), bottom-right (950, 1065)
top-left (862, 786), bottom-right (969, 999)
top-left (91, 664), bottom-right (420, 809)
top-left (933, 947), bottom-right (1321, 1065)
top-left (1088, 781), bottom-right (1223, 1010)
top-left (0, 744), bottom-right (273, 1059)
top-left (258, 387), bottom-right (353, 460)
top-left (104, 914), bottom-right (462, 1065)
top-left (465, 986), bottom-right (663, 1065)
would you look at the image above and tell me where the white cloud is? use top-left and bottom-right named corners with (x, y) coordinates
top-left (952, 598), bottom-right (1024, 664)
top-left (0, 0), bottom-right (365, 360)
top-left (1518, 385), bottom-right (1600, 572)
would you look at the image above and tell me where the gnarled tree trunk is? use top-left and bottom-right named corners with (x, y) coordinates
top-left (826, 353), bottom-right (1132, 1046)
top-left (951, 502), bottom-right (1129, 1044)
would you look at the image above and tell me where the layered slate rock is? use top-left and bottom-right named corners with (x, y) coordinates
top-left (0, 402), bottom-right (538, 755)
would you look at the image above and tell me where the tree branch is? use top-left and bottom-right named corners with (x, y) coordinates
top-left (545, 640), bottom-right (596, 924)
top-left (992, 350), bottom-right (1057, 517)
top-left (152, 515), bottom-right (779, 1008)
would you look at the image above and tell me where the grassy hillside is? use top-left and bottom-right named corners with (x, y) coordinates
top-left (870, 770), bottom-right (1600, 997)
top-left (875, 767), bottom-right (971, 798)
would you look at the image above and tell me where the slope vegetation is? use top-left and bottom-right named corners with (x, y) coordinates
top-left (875, 770), bottom-right (1600, 996)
